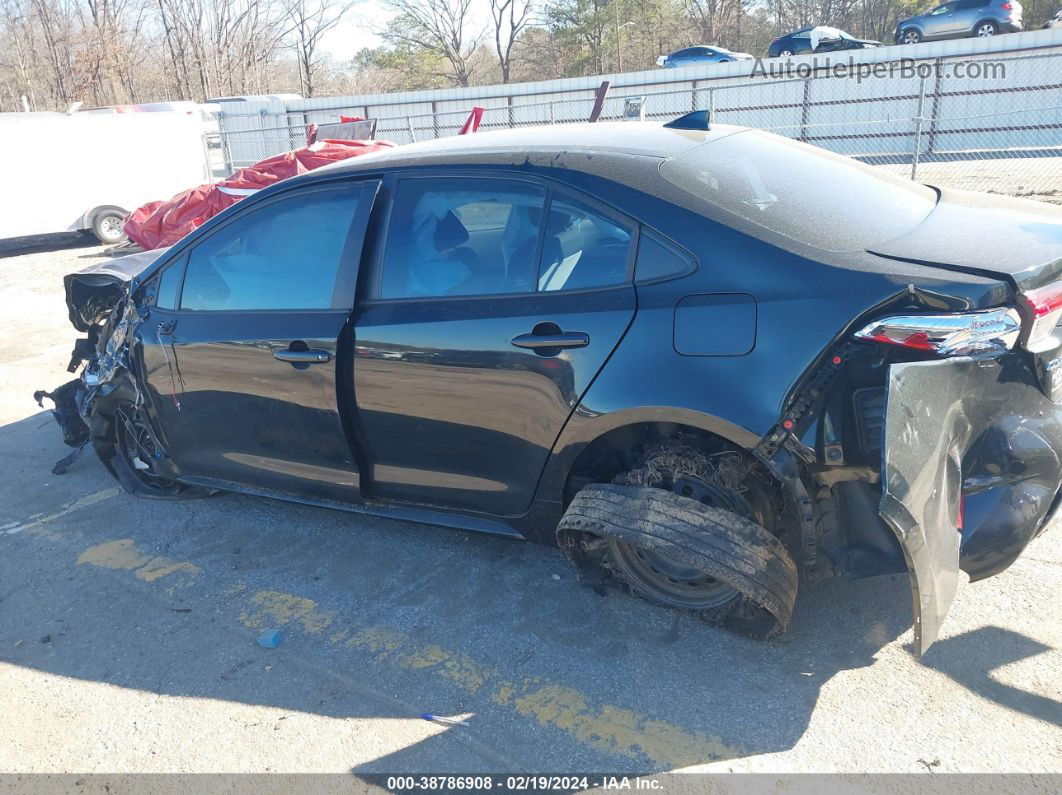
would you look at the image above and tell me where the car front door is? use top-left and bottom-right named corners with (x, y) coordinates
top-left (351, 174), bottom-right (637, 516)
top-left (924, 2), bottom-right (958, 36)
top-left (137, 179), bottom-right (378, 502)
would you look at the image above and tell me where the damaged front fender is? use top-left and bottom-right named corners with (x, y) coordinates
top-left (881, 355), bottom-right (1062, 655)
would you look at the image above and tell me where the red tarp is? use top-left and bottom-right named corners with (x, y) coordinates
top-left (123, 138), bottom-right (394, 250)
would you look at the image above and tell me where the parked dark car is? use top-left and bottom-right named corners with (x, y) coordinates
top-left (768, 26), bottom-right (880, 57)
top-left (657, 45), bottom-right (753, 68)
top-left (42, 119), bottom-right (1062, 654)
top-left (896, 0), bottom-right (1022, 43)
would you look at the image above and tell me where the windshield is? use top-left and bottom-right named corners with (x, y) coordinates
top-left (658, 129), bottom-right (938, 252)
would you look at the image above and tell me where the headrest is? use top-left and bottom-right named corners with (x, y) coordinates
top-left (435, 210), bottom-right (469, 251)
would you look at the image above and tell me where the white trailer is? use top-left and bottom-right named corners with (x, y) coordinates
top-left (0, 110), bottom-right (210, 244)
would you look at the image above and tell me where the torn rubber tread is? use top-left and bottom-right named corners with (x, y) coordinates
top-left (559, 483), bottom-right (798, 635)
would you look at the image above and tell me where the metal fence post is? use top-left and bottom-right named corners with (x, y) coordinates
top-left (406, 116), bottom-right (416, 143)
top-left (911, 75), bottom-right (928, 182)
top-left (799, 80), bottom-right (810, 143)
top-left (926, 58), bottom-right (943, 157)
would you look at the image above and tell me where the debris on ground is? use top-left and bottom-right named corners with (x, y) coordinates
top-left (420, 713), bottom-right (470, 727)
top-left (257, 629), bottom-right (282, 649)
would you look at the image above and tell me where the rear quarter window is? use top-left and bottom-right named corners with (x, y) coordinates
top-left (658, 129), bottom-right (937, 253)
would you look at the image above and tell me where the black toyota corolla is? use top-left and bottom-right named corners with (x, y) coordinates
top-left (41, 117), bottom-right (1062, 654)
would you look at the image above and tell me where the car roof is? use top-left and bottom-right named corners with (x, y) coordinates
top-left (321, 122), bottom-right (744, 177)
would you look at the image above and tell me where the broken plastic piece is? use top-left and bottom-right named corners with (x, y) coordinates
top-left (257, 629), bottom-right (282, 648)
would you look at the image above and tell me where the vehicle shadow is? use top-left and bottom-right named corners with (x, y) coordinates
top-left (922, 627), bottom-right (1061, 727)
top-left (0, 232), bottom-right (97, 258)
top-left (0, 410), bottom-right (1051, 771)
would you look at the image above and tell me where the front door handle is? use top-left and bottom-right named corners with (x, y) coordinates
top-left (273, 346), bottom-right (331, 364)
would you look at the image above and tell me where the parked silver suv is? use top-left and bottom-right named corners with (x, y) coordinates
top-left (895, 0), bottom-right (1022, 43)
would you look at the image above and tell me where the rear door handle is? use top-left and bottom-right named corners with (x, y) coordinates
top-left (511, 331), bottom-right (590, 351)
top-left (273, 348), bottom-right (331, 364)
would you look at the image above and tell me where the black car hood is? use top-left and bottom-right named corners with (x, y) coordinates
top-left (65, 247), bottom-right (169, 331)
top-left (869, 188), bottom-right (1062, 292)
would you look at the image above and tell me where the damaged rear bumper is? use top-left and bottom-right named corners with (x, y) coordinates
top-left (881, 354), bottom-right (1062, 654)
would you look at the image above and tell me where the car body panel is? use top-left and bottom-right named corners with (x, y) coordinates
top-left (352, 286), bottom-right (636, 516)
top-left (138, 307), bottom-right (363, 501)
top-left (880, 353), bottom-right (1061, 654)
top-left (869, 188), bottom-right (1062, 292)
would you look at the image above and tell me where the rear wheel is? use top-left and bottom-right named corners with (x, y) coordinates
top-left (91, 209), bottom-right (127, 244)
top-left (558, 438), bottom-right (798, 638)
top-left (975, 20), bottom-right (998, 36)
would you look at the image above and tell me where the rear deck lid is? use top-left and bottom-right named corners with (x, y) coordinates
top-left (869, 188), bottom-right (1062, 292)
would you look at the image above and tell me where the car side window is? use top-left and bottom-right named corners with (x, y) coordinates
top-left (538, 195), bottom-right (632, 292)
top-left (156, 259), bottom-right (183, 310)
top-left (180, 186), bottom-right (363, 311)
top-left (634, 229), bottom-right (695, 284)
top-left (378, 178), bottom-right (546, 299)
top-left (931, 3), bottom-right (953, 13)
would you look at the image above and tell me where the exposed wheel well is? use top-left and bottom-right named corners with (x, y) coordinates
top-left (562, 422), bottom-right (795, 537)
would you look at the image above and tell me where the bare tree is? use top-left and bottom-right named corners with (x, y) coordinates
top-left (382, 0), bottom-right (480, 87)
top-left (283, 0), bottom-right (355, 97)
top-left (489, 0), bottom-right (533, 83)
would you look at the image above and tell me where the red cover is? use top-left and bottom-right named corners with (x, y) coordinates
top-left (124, 138), bottom-right (394, 250)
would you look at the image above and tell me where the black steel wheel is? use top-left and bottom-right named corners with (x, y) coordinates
top-left (111, 402), bottom-right (182, 497)
top-left (604, 475), bottom-right (749, 610)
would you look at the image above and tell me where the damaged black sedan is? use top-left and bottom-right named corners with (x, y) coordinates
top-left (41, 118), bottom-right (1062, 653)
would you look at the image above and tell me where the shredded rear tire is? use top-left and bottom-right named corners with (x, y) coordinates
top-left (558, 483), bottom-right (799, 639)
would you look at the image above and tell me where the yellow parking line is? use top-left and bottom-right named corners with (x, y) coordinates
top-left (78, 538), bottom-right (200, 582)
top-left (241, 593), bottom-right (743, 767)
top-left (4, 488), bottom-right (119, 537)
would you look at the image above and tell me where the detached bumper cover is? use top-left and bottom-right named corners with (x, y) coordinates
top-left (881, 355), bottom-right (1062, 655)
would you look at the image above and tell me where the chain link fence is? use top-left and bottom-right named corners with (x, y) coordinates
top-left (211, 47), bottom-right (1062, 203)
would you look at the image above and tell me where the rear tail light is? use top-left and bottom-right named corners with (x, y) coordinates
top-left (1000, 2), bottom-right (1013, 8)
top-left (1020, 282), bottom-right (1062, 351)
top-left (854, 308), bottom-right (1021, 356)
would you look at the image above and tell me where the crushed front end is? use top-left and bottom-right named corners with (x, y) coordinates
top-left (36, 251), bottom-right (165, 479)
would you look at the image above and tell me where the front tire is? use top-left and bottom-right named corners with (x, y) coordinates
top-left (109, 402), bottom-right (183, 497)
top-left (901, 28), bottom-right (922, 44)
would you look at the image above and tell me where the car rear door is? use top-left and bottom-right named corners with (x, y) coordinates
top-left (351, 174), bottom-right (637, 516)
top-left (952, 0), bottom-right (986, 31)
top-left (137, 179), bottom-right (378, 502)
